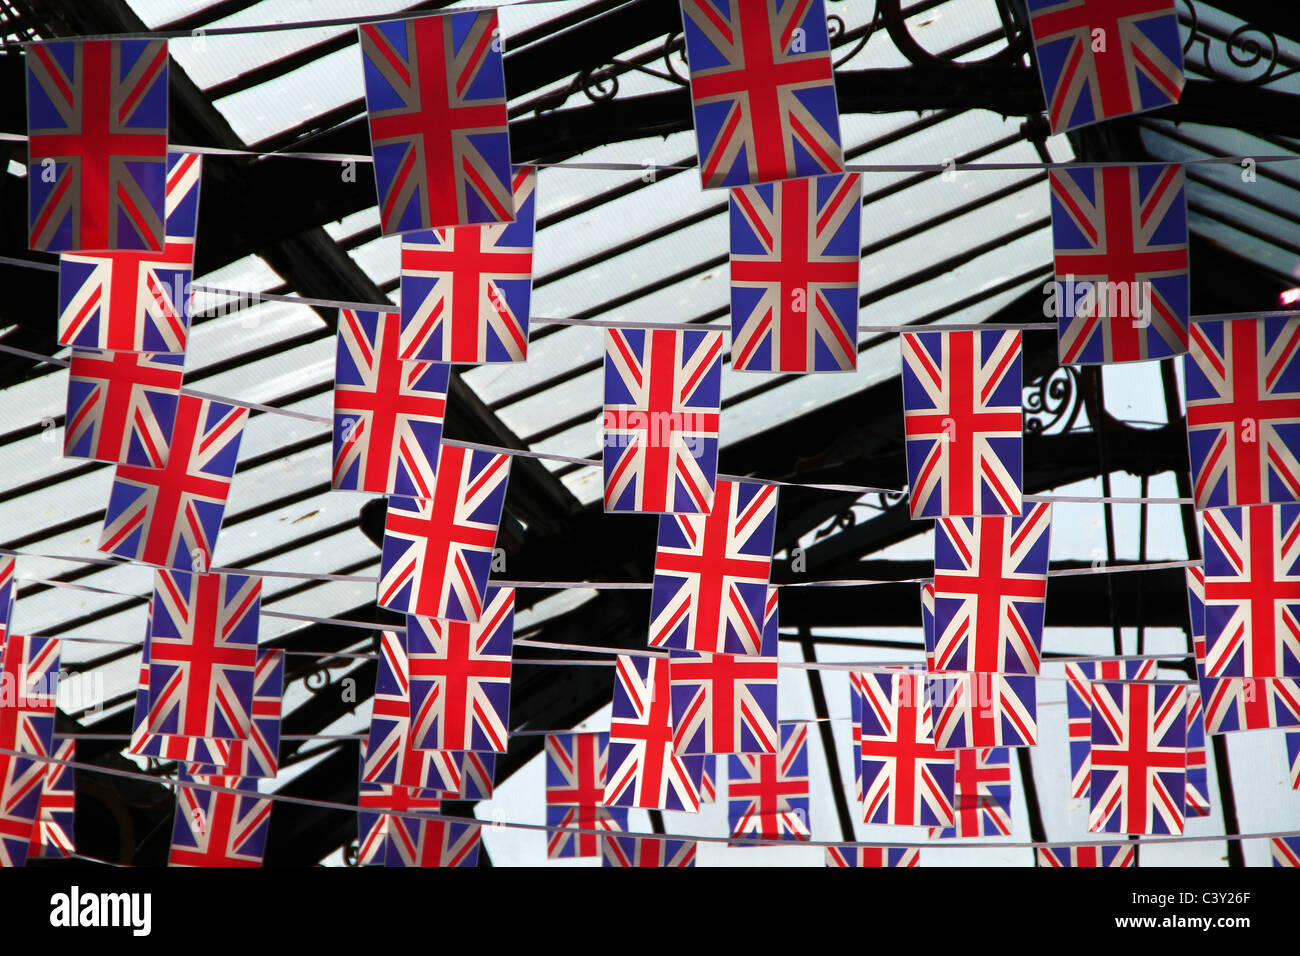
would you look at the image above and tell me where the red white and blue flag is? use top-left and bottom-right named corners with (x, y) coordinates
top-left (858, 670), bottom-right (955, 827)
top-left (332, 308), bottom-right (450, 497)
top-left (362, 630), bottom-right (462, 793)
top-left (64, 349), bottom-right (185, 467)
top-left (142, 570), bottom-right (260, 741)
top-left (1051, 163), bottom-right (1189, 364)
top-left (0, 633), bottom-right (61, 758)
top-left (1026, 0), bottom-right (1183, 133)
top-left (98, 394), bottom-right (247, 571)
top-left (385, 805), bottom-right (481, 868)
top-left (650, 480), bottom-right (777, 654)
top-left (1202, 504), bottom-right (1300, 678)
top-left (679, 0), bottom-right (843, 188)
top-left (0, 752), bottom-right (43, 867)
top-left (921, 581), bottom-right (936, 673)
top-left (357, 771), bottom-right (442, 866)
top-left (407, 587), bottom-right (513, 753)
top-left (399, 166), bottom-right (535, 364)
top-left (1066, 658), bottom-right (1157, 800)
top-left (700, 754), bottom-right (718, 803)
top-left (729, 172), bottom-right (860, 372)
top-left (127, 638), bottom-right (226, 765)
top-left (1274, 837), bottom-right (1300, 867)
top-left (1037, 844), bottom-right (1136, 867)
top-left (602, 836), bottom-right (697, 867)
top-left (931, 672), bottom-right (1038, 749)
top-left (444, 750), bottom-right (496, 800)
top-left (901, 329), bottom-right (1023, 519)
top-left (57, 152), bottom-right (201, 352)
top-left (929, 747), bottom-right (1012, 839)
top-left (187, 649), bottom-right (284, 779)
top-left (849, 670), bottom-right (866, 802)
top-left (728, 720), bottom-right (811, 842)
top-left (358, 11), bottom-right (513, 233)
top-left (826, 846), bottom-right (919, 867)
top-left (377, 445), bottom-right (511, 622)
top-left (1185, 687), bottom-right (1210, 817)
top-left (1186, 316), bottom-right (1300, 510)
top-left (545, 731), bottom-right (629, 859)
top-left (0, 554), bottom-right (13, 646)
top-left (169, 772), bottom-right (271, 867)
top-left (1288, 731), bottom-right (1300, 790)
top-left (28, 739), bottom-right (75, 860)
top-left (932, 504), bottom-right (1052, 674)
top-left (603, 328), bottom-right (723, 514)
top-left (670, 585), bottom-right (778, 754)
top-left (1089, 681), bottom-right (1187, 835)
top-left (26, 39), bottom-right (169, 253)
top-left (605, 655), bottom-right (703, 812)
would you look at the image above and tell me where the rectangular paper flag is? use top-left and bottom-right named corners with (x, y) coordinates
top-left (406, 587), bottom-right (513, 753)
top-left (143, 570), bottom-right (260, 741)
top-left (0, 753), bottom-right (43, 867)
top-left (399, 166), bottom-right (536, 363)
top-left (931, 672), bottom-right (1037, 749)
top-left (929, 747), bottom-right (1012, 839)
top-left (377, 445), bottom-right (510, 621)
top-left (858, 670), bottom-right (955, 827)
top-left (1026, 0), bottom-right (1183, 133)
top-left (358, 11), bottom-right (513, 233)
top-left (901, 329), bottom-right (1023, 519)
top-left (26, 38), bottom-right (169, 252)
top-left (826, 846), bottom-right (919, 867)
top-left (932, 504), bottom-right (1052, 674)
top-left (1065, 658), bottom-right (1156, 800)
top-left (1274, 837), bottom-right (1300, 867)
top-left (169, 772), bottom-right (270, 867)
top-left (603, 328), bottom-right (723, 513)
top-left (1036, 844), bottom-right (1135, 867)
top-left (98, 393), bottom-right (247, 570)
top-left (602, 836), bottom-right (696, 868)
top-left (58, 152), bottom-right (201, 352)
top-left (332, 308), bottom-right (450, 496)
top-left (1089, 681), bottom-right (1187, 835)
top-left (1051, 163), bottom-right (1189, 364)
top-left (64, 349), bottom-right (185, 466)
top-left (358, 769), bottom-right (442, 866)
top-left (128, 635), bottom-right (226, 766)
top-left (650, 480), bottom-right (777, 654)
top-left (187, 649), bottom-right (285, 779)
top-left (604, 655), bottom-right (702, 812)
top-left (729, 172), bottom-right (860, 372)
top-left (679, 0), bottom-right (843, 187)
top-left (1185, 688), bottom-right (1210, 817)
top-left (545, 732), bottom-right (629, 859)
top-left (1185, 316), bottom-right (1300, 510)
top-left (0, 634), bottom-right (61, 758)
top-left (29, 739), bottom-right (75, 860)
top-left (728, 721), bottom-right (811, 843)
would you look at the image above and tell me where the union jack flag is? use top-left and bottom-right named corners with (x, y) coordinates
top-left (1186, 316), bottom-right (1300, 509)
top-left (399, 166), bottom-right (535, 364)
top-left (187, 649), bottom-right (284, 779)
top-left (407, 587), bottom-right (513, 753)
top-left (1089, 681), bottom-right (1187, 834)
top-left (141, 570), bottom-right (259, 741)
top-left (1051, 163), bottom-right (1189, 364)
top-left (931, 671), bottom-right (1038, 749)
top-left (64, 349), bottom-right (185, 467)
top-left (127, 637), bottom-right (225, 765)
top-left (826, 846), bottom-right (920, 867)
top-left (1274, 836), bottom-right (1300, 867)
top-left (1200, 674), bottom-right (1300, 734)
top-left (26, 38), bottom-right (169, 253)
top-left (169, 772), bottom-right (271, 867)
top-left (1066, 658), bottom-right (1157, 800)
top-left (679, 0), bottom-right (842, 188)
top-left (0, 752), bottom-right (42, 867)
top-left (447, 750), bottom-right (496, 800)
top-left (1185, 688), bottom-right (1210, 818)
top-left (728, 720), bottom-right (811, 842)
top-left (1288, 731), bottom-right (1300, 790)
top-left (332, 308), bottom-right (450, 497)
top-left (901, 329), bottom-right (1023, 519)
top-left (358, 765), bottom-right (442, 866)
top-left (729, 172), bottom-right (860, 372)
top-left (929, 747), bottom-right (1012, 839)
top-left (849, 670), bottom-right (866, 801)
top-left (650, 481), bottom-right (777, 654)
top-left (670, 585), bottom-right (778, 754)
top-left (700, 754), bottom-right (718, 803)
top-left (362, 630), bottom-right (462, 793)
top-left (99, 394), bottom-right (247, 570)
top-left (0, 633), bottom-right (61, 759)
top-left (378, 446), bottom-right (511, 622)
top-left (28, 739), bottom-right (75, 860)
top-left (603, 328), bottom-right (723, 514)
top-left (1202, 504), bottom-right (1300, 678)
top-left (921, 581), bottom-right (936, 673)
top-left (858, 670), bottom-right (955, 827)
top-left (545, 732), bottom-right (629, 859)
top-left (358, 11), bottom-right (513, 234)
top-left (57, 152), bottom-right (201, 351)
top-left (1036, 844), bottom-right (1136, 867)
top-left (1027, 0), bottom-right (1183, 133)
top-left (605, 655), bottom-right (702, 811)
top-left (602, 836), bottom-right (697, 867)
top-left (0, 554), bottom-right (12, 645)
top-left (932, 503), bottom-right (1052, 674)
top-left (385, 804), bottom-right (481, 868)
